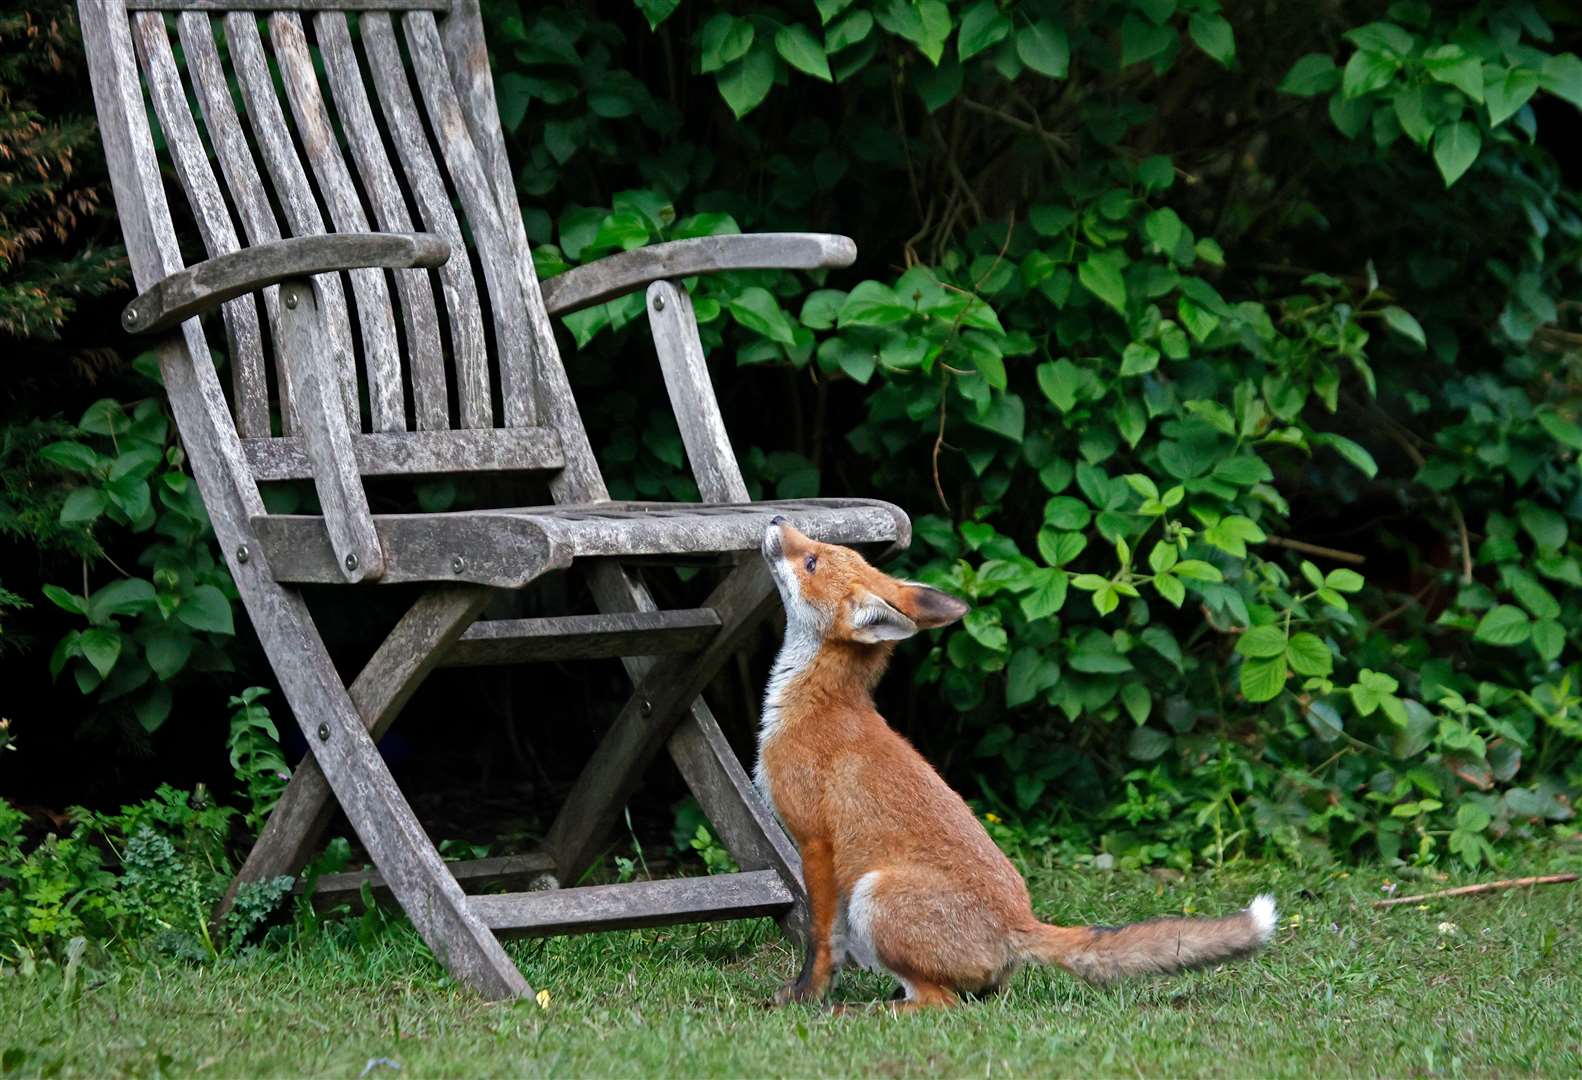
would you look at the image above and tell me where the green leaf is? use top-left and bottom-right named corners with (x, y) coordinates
top-left (134, 684), bottom-right (172, 732)
top-left (775, 24), bottom-right (833, 81)
top-left (79, 627), bottom-right (122, 679)
top-left (1187, 13), bottom-right (1234, 67)
top-left (39, 441), bottom-right (101, 473)
top-left (43, 584), bottom-right (86, 615)
top-left (838, 281), bottom-right (912, 327)
top-left (826, 9), bottom-right (873, 51)
top-left (1044, 496), bottom-right (1091, 531)
top-left (1520, 505), bottom-right (1567, 551)
top-left (1536, 410), bottom-right (1582, 451)
top-left (1019, 568), bottom-right (1068, 620)
top-left (177, 585), bottom-right (235, 636)
top-left (1153, 572), bottom-right (1185, 607)
top-left (143, 627), bottom-right (193, 680)
top-left (1120, 14), bottom-right (1174, 67)
top-left (1485, 67), bottom-right (1539, 127)
top-left (1121, 683), bottom-right (1152, 726)
top-left (728, 287), bottom-right (797, 345)
top-left (1287, 632), bottom-right (1333, 677)
top-left (1315, 433), bottom-right (1379, 479)
top-left (1144, 207), bottom-right (1184, 255)
top-left (1392, 84), bottom-right (1433, 146)
top-left (1325, 568), bottom-right (1365, 593)
top-left (964, 607), bottom-right (1008, 652)
top-left (1539, 53), bottom-right (1582, 109)
top-left (1509, 573), bottom-right (1560, 621)
top-left (1381, 305), bottom-right (1426, 350)
top-left (1069, 635), bottom-right (1133, 673)
top-left (957, 0), bottom-right (1011, 60)
top-left (634, 0), bottom-right (681, 30)
top-left (60, 487), bottom-right (108, 525)
top-left (1036, 359), bottom-right (1082, 413)
top-left (1531, 619), bottom-right (1565, 662)
top-left (1148, 540), bottom-right (1178, 574)
top-left (716, 44), bottom-right (776, 118)
top-left (1015, 21), bottom-right (1069, 79)
top-left (1006, 648), bottom-right (1059, 707)
top-left (1127, 726), bottom-right (1172, 761)
top-left (1038, 528), bottom-right (1086, 567)
top-left (1240, 655), bottom-right (1288, 702)
top-left (1424, 45), bottom-right (1483, 103)
top-left (798, 289), bottom-right (847, 330)
top-left (1280, 53), bottom-right (1339, 97)
top-left (1120, 342), bottom-right (1160, 376)
top-left (699, 14), bottom-right (754, 73)
top-left (1474, 604), bottom-right (1531, 647)
top-left (1171, 560), bottom-right (1223, 582)
top-left (1432, 121), bottom-right (1481, 187)
top-left (1078, 256), bottom-right (1127, 315)
top-left (88, 579), bottom-right (155, 623)
top-left (1178, 297), bottom-right (1219, 342)
top-left (1235, 625), bottom-right (1288, 659)
top-left (1342, 49), bottom-right (1399, 99)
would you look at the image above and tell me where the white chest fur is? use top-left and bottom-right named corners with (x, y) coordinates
top-left (753, 619), bottom-right (820, 806)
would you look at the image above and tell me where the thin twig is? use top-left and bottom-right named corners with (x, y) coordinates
top-left (1264, 535), bottom-right (1367, 565)
top-left (1372, 874), bottom-right (1577, 908)
top-left (931, 370), bottom-right (950, 513)
top-left (1200, 603), bottom-right (1243, 635)
top-left (1450, 500), bottom-right (1474, 584)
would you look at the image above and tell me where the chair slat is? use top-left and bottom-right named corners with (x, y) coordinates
top-left (225, 12), bottom-right (361, 429)
top-left (130, 0), bottom-right (448, 9)
top-left (470, 870), bottom-right (794, 937)
top-left (178, 11), bottom-right (296, 433)
top-left (130, 13), bottom-right (269, 438)
top-left (270, 12), bottom-right (405, 433)
top-left (316, 12), bottom-right (448, 431)
top-left (360, 13), bottom-right (492, 429)
top-left (403, 11), bottom-right (536, 427)
top-left (242, 426), bottom-right (563, 480)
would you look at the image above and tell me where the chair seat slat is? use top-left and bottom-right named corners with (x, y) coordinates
top-left (242, 426), bottom-right (563, 480)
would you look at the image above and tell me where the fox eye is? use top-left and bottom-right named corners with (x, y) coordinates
top-left (804, 554), bottom-right (818, 574)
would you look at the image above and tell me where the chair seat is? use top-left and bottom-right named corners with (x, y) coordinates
top-left (250, 498), bottom-right (910, 587)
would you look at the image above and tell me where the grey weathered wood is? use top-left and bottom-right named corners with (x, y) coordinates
top-left (252, 510), bottom-right (574, 588)
top-left (471, 870), bottom-right (793, 937)
top-left (443, 608), bottom-right (722, 667)
top-left (647, 281), bottom-right (751, 504)
top-left (302, 853), bottom-right (558, 913)
top-left (270, 12), bottom-right (405, 433)
top-left (131, 0), bottom-right (447, 9)
top-left (251, 499), bottom-right (905, 585)
top-left (243, 426), bottom-right (563, 481)
top-left (360, 12), bottom-right (492, 429)
top-left (668, 710), bottom-right (809, 947)
top-left (316, 11), bottom-right (449, 431)
top-left (130, 13), bottom-right (268, 437)
top-left (216, 585), bottom-right (490, 923)
top-left (123, 233), bottom-right (449, 334)
top-left (542, 561), bottom-right (781, 883)
top-left (278, 277), bottom-right (384, 583)
top-left (83, 0), bottom-right (529, 1001)
top-left (544, 234), bottom-right (859, 317)
top-left (225, 12), bottom-right (360, 428)
top-left (438, 0), bottom-right (606, 501)
top-left (403, 12), bottom-right (536, 427)
top-left (177, 10), bottom-right (295, 432)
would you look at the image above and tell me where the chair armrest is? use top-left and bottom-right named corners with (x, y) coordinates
top-left (122, 232), bottom-right (450, 334)
top-left (540, 233), bottom-right (856, 317)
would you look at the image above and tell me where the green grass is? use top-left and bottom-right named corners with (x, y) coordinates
top-left (4, 854), bottom-right (1581, 1077)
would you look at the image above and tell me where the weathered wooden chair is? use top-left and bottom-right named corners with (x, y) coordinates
top-left (80, 0), bottom-right (909, 998)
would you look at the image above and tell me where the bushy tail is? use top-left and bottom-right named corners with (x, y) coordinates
top-left (1015, 895), bottom-right (1277, 983)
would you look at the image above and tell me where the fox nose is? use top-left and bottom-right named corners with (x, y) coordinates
top-left (770, 514), bottom-right (787, 526)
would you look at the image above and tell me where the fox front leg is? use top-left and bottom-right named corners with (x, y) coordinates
top-left (775, 838), bottom-right (839, 1005)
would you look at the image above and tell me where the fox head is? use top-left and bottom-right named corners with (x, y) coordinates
top-left (761, 517), bottom-right (969, 644)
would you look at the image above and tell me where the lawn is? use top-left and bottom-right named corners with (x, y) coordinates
top-left (3, 853), bottom-right (1580, 1077)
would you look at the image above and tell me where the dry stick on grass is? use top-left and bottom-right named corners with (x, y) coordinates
top-left (1372, 873), bottom-right (1579, 908)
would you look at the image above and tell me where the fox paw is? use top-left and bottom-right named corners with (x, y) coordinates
top-left (772, 978), bottom-right (822, 1006)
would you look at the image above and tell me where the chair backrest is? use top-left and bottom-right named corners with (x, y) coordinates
top-left (79, 0), bottom-right (606, 501)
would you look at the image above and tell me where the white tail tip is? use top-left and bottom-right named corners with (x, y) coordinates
top-left (1247, 894), bottom-right (1278, 942)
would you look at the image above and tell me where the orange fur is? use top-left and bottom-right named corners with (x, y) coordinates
top-left (757, 521), bottom-right (1276, 1010)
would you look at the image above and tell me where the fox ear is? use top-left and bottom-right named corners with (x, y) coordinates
top-left (848, 591), bottom-right (919, 643)
top-left (902, 584), bottom-right (970, 629)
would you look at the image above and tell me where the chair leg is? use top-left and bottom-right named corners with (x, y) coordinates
top-left (541, 560), bottom-right (778, 885)
top-left (667, 707), bottom-right (809, 949)
top-left (211, 588), bottom-right (525, 999)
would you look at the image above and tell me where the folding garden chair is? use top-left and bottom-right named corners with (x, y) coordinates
top-left (80, 0), bottom-right (909, 999)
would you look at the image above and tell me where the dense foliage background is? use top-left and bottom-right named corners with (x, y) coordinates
top-left (4, 0), bottom-right (1582, 958)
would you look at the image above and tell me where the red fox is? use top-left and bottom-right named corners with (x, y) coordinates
top-left (756, 517), bottom-right (1276, 1010)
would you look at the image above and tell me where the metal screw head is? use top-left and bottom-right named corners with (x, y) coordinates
top-left (284, 290), bottom-right (299, 310)
top-left (640, 698), bottom-right (653, 717)
top-left (652, 295), bottom-right (665, 312)
top-left (344, 552), bottom-right (359, 572)
top-left (317, 723), bottom-right (330, 742)
top-left (124, 306), bottom-right (136, 324)
top-left (235, 544), bottom-right (250, 564)
top-left (451, 555), bottom-right (466, 575)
